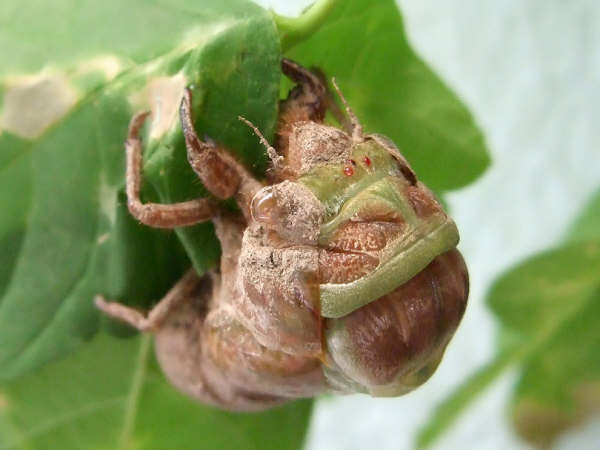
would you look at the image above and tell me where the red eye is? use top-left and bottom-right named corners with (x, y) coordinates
top-left (363, 156), bottom-right (372, 167)
top-left (344, 166), bottom-right (354, 176)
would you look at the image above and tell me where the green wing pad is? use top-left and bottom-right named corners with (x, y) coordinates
top-left (320, 218), bottom-right (459, 318)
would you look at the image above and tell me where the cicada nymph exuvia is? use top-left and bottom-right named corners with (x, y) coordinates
top-left (95, 59), bottom-right (468, 410)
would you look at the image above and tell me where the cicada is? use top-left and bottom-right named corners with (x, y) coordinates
top-left (96, 59), bottom-right (468, 410)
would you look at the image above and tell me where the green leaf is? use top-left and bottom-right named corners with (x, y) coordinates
top-left (418, 190), bottom-right (600, 447)
top-left (511, 288), bottom-right (600, 447)
top-left (279, 0), bottom-right (490, 192)
top-left (488, 244), bottom-right (600, 338)
top-left (566, 188), bottom-right (600, 243)
top-left (0, 0), bottom-right (280, 379)
top-left (508, 189), bottom-right (600, 445)
top-left (0, 332), bottom-right (312, 450)
top-left (0, 2), bottom-right (317, 448)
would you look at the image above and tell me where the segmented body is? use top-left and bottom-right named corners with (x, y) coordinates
top-left (97, 59), bottom-right (468, 410)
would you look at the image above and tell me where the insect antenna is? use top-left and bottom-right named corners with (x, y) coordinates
top-left (331, 78), bottom-right (363, 142)
top-left (238, 116), bottom-right (283, 168)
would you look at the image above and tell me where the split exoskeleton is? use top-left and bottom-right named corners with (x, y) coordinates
top-left (96, 59), bottom-right (469, 410)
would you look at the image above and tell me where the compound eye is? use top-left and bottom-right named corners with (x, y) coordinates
top-left (251, 186), bottom-right (278, 224)
top-left (250, 181), bottom-right (324, 245)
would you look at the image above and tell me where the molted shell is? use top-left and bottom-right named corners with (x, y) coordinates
top-left (103, 59), bottom-right (470, 411)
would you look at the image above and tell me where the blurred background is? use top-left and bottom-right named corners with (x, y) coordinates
top-left (257, 0), bottom-right (600, 448)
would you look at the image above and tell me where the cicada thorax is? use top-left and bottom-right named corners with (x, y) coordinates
top-left (238, 120), bottom-right (468, 397)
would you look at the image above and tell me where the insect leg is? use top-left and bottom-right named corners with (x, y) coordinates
top-left (179, 89), bottom-right (263, 221)
top-left (276, 59), bottom-right (329, 159)
top-left (94, 269), bottom-right (200, 332)
top-left (125, 112), bottom-right (218, 228)
top-left (280, 58), bottom-right (328, 122)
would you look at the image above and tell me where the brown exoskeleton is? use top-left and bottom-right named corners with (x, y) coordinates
top-left (95, 59), bottom-right (469, 410)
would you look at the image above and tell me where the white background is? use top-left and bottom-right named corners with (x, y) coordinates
top-left (257, 1), bottom-right (600, 448)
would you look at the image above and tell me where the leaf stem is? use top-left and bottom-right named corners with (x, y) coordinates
top-left (118, 335), bottom-right (151, 450)
top-left (271, 0), bottom-right (342, 52)
top-left (416, 350), bottom-right (516, 448)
